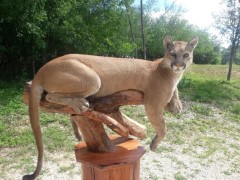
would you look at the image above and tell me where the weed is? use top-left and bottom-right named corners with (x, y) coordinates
top-left (191, 103), bottom-right (213, 116)
top-left (174, 172), bottom-right (187, 180)
top-left (230, 103), bottom-right (240, 114)
top-left (157, 145), bottom-right (174, 153)
top-left (178, 76), bottom-right (192, 89)
top-left (223, 170), bottom-right (232, 175)
top-left (43, 127), bottom-right (74, 152)
top-left (149, 175), bottom-right (158, 180)
top-left (227, 113), bottom-right (240, 123)
top-left (59, 164), bottom-right (75, 173)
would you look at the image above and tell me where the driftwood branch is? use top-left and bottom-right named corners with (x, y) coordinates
top-left (23, 82), bottom-right (146, 152)
top-left (83, 110), bottom-right (129, 137)
top-left (23, 82), bottom-right (144, 114)
top-left (71, 115), bottom-right (117, 152)
top-left (109, 111), bottom-right (146, 139)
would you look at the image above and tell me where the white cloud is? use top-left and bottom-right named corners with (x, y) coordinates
top-left (146, 0), bottom-right (223, 29)
top-left (175, 0), bottom-right (222, 28)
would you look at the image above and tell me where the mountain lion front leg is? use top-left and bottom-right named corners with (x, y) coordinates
top-left (165, 88), bottom-right (182, 114)
top-left (144, 103), bottom-right (166, 151)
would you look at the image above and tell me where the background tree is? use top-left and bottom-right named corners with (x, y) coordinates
top-left (214, 0), bottom-right (240, 80)
top-left (0, 0), bottom-right (47, 78)
top-left (235, 47), bottom-right (240, 64)
top-left (140, 0), bottom-right (146, 59)
top-left (193, 29), bottom-right (222, 64)
top-left (141, 1), bottom-right (186, 59)
top-left (0, 0), bottom-right (224, 80)
top-left (123, 0), bottom-right (137, 57)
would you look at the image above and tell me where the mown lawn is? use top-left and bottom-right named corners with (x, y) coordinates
top-left (0, 64), bottom-right (240, 179)
top-left (180, 64), bottom-right (240, 120)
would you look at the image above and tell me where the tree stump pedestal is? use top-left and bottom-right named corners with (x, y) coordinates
top-left (23, 82), bottom-right (147, 179)
top-left (75, 135), bottom-right (145, 180)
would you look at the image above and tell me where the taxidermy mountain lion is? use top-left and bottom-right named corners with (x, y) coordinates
top-left (23, 36), bottom-right (198, 179)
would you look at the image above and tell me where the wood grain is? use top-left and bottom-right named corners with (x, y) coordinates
top-left (75, 135), bottom-right (145, 180)
top-left (23, 82), bottom-right (146, 152)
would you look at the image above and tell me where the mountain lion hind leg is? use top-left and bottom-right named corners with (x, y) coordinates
top-left (22, 60), bottom-right (101, 180)
top-left (43, 59), bottom-right (102, 113)
top-left (46, 93), bottom-right (90, 113)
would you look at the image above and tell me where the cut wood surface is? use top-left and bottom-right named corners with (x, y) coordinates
top-left (23, 82), bottom-right (147, 152)
top-left (75, 135), bottom-right (145, 180)
top-left (75, 135), bottom-right (145, 168)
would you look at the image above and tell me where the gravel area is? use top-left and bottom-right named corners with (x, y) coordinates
top-left (1, 100), bottom-right (240, 180)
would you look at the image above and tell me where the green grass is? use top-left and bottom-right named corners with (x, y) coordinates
top-left (174, 172), bottom-right (187, 180)
top-left (190, 103), bottom-right (213, 116)
top-left (0, 80), bottom-right (75, 149)
top-left (0, 64), bottom-right (240, 178)
top-left (180, 64), bottom-right (240, 114)
top-left (0, 80), bottom-right (77, 178)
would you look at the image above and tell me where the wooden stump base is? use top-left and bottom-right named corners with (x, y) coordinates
top-left (75, 135), bottom-right (145, 180)
top-left (23, 82), bottom-right (147, 179)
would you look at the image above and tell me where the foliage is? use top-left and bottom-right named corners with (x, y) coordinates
top-left (193, 30), bottom-right (222, 64)
top-left (0, 0), bottom-right (223, 80)
top-left (179, 64), bottom-right (240, 113)
top-left (222, 47), bottom-right (240, 64)
top-left (214, 0), bottom-right (240, 80)
top-left (236, 49), bottom-right (240, 64)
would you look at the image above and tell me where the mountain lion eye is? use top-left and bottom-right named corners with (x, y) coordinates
top-left (169, 52), bottom-right (176, 57)
top-left (183, 53), bottom-right (189, 58)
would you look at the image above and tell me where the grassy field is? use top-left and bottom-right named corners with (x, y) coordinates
top-left (180, 64), bottom-right (240, 116)
top-left (0, 64), bottom-right (240, 179)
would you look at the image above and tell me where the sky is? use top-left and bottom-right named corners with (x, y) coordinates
top-left (134, 0), bottom-right (231, 47)
top-left (174, 0), bottom-right (222, 28)
top-left (135, 0), bottom-right (228, 45)
top-left (137, 0), bottom-right (223, 31)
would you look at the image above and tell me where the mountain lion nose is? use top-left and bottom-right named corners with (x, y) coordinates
top-left (175, 63), bottom-right (183, 68)
top-left (171, 62), bottom-right (186, 71)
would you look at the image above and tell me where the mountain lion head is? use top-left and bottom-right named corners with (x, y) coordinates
top-left (163, 36), bottom-right (199, 73)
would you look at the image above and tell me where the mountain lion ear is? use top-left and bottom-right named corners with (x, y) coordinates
top-left (188, 37), bottom-right (199, 49)
top-left (163, 35), bottom-right (174, 52)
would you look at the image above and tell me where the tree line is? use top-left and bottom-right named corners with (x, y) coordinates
top-left (214, 0), bottom-right (240, 80)
top-left (0, 0), bottom-right (231, 80)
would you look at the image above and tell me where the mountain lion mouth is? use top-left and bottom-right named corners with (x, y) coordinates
top-left (172, 64), bottom-right (186, 72)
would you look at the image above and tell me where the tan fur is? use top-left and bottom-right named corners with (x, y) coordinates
top-left (23, 36), bottom-right (198, 180)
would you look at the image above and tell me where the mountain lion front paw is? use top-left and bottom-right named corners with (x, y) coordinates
top-left (166, 99), bottom-right (182, 114)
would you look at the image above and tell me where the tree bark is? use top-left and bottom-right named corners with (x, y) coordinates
top-left (109, 110), bottom-right (146, 139)
top-left (227, 41), bottom-right (236, 81)
top-left (71, 115), bottom-right (116, 152)
top-left (23, 82), bottom-right (146, 152)
top-left (124, 0), bottom-right (138, 58)
top-left (140, 0), bottom-right (146, 59)
top-left (227, 54), bottom-right (233, 81)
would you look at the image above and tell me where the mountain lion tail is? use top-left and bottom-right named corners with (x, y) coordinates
top-left (22, 80), bottom-right (44, 180)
